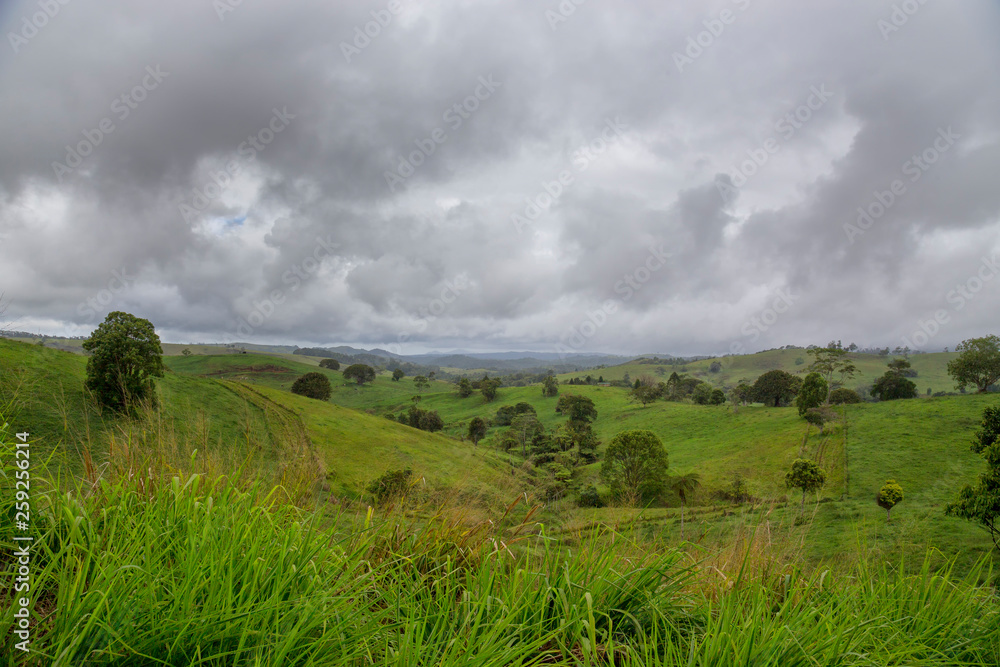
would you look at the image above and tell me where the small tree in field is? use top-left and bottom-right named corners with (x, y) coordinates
top-left (320, 358), bottom-right (341, 371)
top-left (291, 372), bottom-right (332, 401)
top-left (391, 368), bottom-right (404, 381)
top-left (343, 363), bottom-right (376, 385)
top-left (946, 405), bottom-right (1000, 549)
top-left (947, 335), bottom-right (1000, 393)
top-left (601, 429), bottom-right (669, 506)
top-left (785, 458), bottom-right (826, 509)
top-left (542, 375), bottom-right (559, 397)
top-left (467, 416), bottom-right (487, 446)
top-left (457, 377), bottom-right (473, 397)
top-left (82, 311), bottom-right (164, 413)
top-left (877, 480), bottom-right (904, 523)
top-left (796, 372), bottom-right (828, 416)
top-left (413, 375), bottom-right (429, 391)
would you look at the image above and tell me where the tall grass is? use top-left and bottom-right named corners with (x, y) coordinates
top-left (2, 412), bottom-right (1000, 665)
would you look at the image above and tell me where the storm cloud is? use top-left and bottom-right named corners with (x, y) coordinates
top-left (1, 0), bottom-right (998, 355)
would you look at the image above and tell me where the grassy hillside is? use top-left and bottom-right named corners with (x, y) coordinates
top-left (561, 348), bottom-right (963, 396)
top-left (336, 376), bottom-right (997, 569)
top-left (0, 340), bottom-right (512, 503)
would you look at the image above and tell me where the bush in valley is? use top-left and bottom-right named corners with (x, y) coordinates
top-left (405, 406), bottom-right (444, 432)
top-left (828, 387), bottom-right (862, 404)
top-left (343, 363), bottom-right (376, 385)
top-left (366, 468), bottom-right (413, 504)
top-left (576, 485), bottom-right (605, 508)
top-left (291, 372), bottom-right (332, 401)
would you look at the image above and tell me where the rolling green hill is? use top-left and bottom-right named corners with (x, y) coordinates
top-left (558, 348), bottom-right (963, 397)
top-left (0, 339), bottom-right (514, 501)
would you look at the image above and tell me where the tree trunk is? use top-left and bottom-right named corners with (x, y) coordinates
top-left (886, 507), bottom-right (891, 523)
top-left (680, 505), bottom-right (685, 541)
top-left (801, 490), bottom-right (806, 509)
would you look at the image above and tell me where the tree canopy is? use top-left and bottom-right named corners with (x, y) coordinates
top-left (946, 405), bottom-right (1000, 549)
top-left (600, 429), bottom-right (669, 505)
top-left (877, 480), bottom-right (904, 523)
top-left (319, 358), bottom-right (341, 371)
top-left (785, 458), bottom-right (826, 507)
top-left (343, 363), bottom-right (376, 385)
top-left (82, 311), bottom-right (164, 412)
top-left (796, 372), bottom-right (829, 416)
top-left (751, 369), bottom-right (800, 407)
top-left (291, 372), bottom-right (332, 401)
top-left (947, 335), bottom-right (1000, 393)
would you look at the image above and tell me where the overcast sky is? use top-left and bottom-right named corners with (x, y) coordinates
top-left (1, 0), bottom-right (998, 356)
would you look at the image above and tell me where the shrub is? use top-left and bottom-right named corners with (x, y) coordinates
top-left (577, 485), bottom-right (605, 508)
top-left (828, 387), bottom-right (861, 405)
top-left (366, 468), bottom-right (413, 503)
top-left (319, 358), bottom-right (341, 370)
top-left (291, 372), bottom-right (332, 401)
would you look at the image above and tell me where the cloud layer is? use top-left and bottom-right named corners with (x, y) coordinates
top-left (1, 0), bottom-right (998, 355)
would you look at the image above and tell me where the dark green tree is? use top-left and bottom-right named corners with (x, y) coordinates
top-left (457, 377), bottom-right (473, 397)
top-left (82, 311), bottom-right (164, 412)
top-left (343, 363), bottom-right (376, 385)
top-left (796, 372), bottom-right (829, 416)
top-left (467, 416), bottom-right (487, 446)
top-left (391, 368), bottom-right (404, 381)
top-left (828, 387), bottom-right (861, 405)
top-left (947, 335), bottom-right (1000, 393)
top-left (751, 369), bottom-right (799, 407)
top-left (601, 429), bottom-right (669, 505)
top-left (291, 372), bottom-right (332, 401)
top-left (320, 358), bottom-right (341, 371)
top-left (629, 383), bottom-right (662, 407)
top-left (542, 375), bottom-right (559, 397)
top-left (946, 405), bottom-right (1000, 549)
top-left (413, 375), bottom-right (429, 391)
top-left (871, 359), bottom-right (918, 401)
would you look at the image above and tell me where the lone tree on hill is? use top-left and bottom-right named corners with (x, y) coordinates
top-left (413, 375), bottom-right (429, 391)
top-left (946, 404), bottom-right (1000, 550)
top-left (319, 358), bottom-right (341, 371)
top-left (877, 480), bottom-right (904, 524)
top-left (947, 335), bottom-right (1000, 393)
top-left (785, 458), bottom-right (826, 508)
top-left (752, 369), bottom-right (800, 407)
top-left (343, 363), bottom-right (376, 385)
top-left (291, 372), bottom-right (332, 401)
top-left (391, 368), bottom-right (404, 381)
top-left (629, 382), bottom-right (662, 407)
top-left (796, 372), bottom-right (828, 416)
top-left (601, 429), bottom-right (669, 506)
top-left (542, 375), bottom-right (559, 397)
top-left (82, 311), bottom-right (164, 412)
top-left (457, 377), bottom-right (473, 397)
top-left (467, 416), bottom-right (487, 446)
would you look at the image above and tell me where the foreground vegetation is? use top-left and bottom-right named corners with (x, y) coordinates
top-left (2, 416), bottom-right (999, 664)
